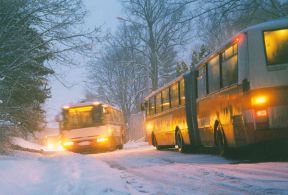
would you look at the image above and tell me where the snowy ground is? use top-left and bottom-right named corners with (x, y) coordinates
top-left (0, 151), bottom-right (129, 195)
top-left (93, 142), bottom-right (288, 195)
top-left (0, 141), bottom-right (288, 195)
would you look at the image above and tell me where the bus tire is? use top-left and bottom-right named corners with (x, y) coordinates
top-left (215, 123), bottom-right (227, 156)
top-left (118, 144), bottom-right (123, 150)
top-left (152, 133), bottom-right (163, 150)
top-left (118, 136), bottom-right (124, 150)
top-left (176, 129), bottom-right (189, 153)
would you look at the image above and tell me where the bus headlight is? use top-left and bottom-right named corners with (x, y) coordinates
top-left (96, 137), bottom-right (108, 143)
top-left (63, 141), bottom-right (74, 146)
top-left (47, 143), bottom-right (54, 149)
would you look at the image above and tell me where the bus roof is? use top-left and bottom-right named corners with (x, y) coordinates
top-left (195, 17), bottom-right (288, 70)
top-left (63, 101), bottom-right (122, 112)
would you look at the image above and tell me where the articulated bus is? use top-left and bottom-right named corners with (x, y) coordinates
top-left (59, 101), bottom-right (126, 152)
top-left (143, 18), bottom-right (288, 154)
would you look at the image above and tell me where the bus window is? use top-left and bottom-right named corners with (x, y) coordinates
top-left (162, 88), bottom-right (170, 111)
top-left (111, 109), bottom-right (117, 122)
top-left (104, 107), bottom-right (113, 122)
top-left (222, 44), bottom-right (238, 87)
top-left (197, 65), bottom-right (207, 98)
top-left (93, 106), bottom-right (103, 124)
top-left (155, 93), bottom-right (162, 114)
top-left (179, 79), bottom-right (185, 105)
top-left (208, 55), bottom-right (220, 93)
top-left (149, 96), bottom-right (155, 116)
top-left (264, 28), bottom-right (288, 65)
top-left (115, 110), bottom-right (120, 123)
top-left (171, 82), bottom-right (179, 107)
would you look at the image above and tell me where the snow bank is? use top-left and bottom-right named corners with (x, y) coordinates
top-left (11, 137), bottom-right (45, 152)
top-left (0, 152), bottom-right (129, 195)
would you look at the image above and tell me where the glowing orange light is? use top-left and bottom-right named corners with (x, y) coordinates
top-left (252, 96), bottom-right (267, 106)
top-left (69, 106), bottom-right (93, 113)
top-left (256, 110), bottom-right (268, 117)
top-left (234, 33), bottom-right (245, 44)
top-left (47, 143), bottom-right (54, 149)
top-left (63, 141), bottom-right (74, 146)
top-left (93, 101), bottom-right (99, 105)
top-left (97, 137), bottom-right (108, 143)
top-left (63, 106), bottom-right (70, 109)
top-left (146, 124), bottom-right (153, 131)
top-left (57, 145), bottom-right (65, 151)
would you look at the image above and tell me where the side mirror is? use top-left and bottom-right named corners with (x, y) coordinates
top-left (242, 79), bottom-right (250, 92)
top-left (55, 114), bottom-right (62, 122)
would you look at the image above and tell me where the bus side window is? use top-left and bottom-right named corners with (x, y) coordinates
top-left (264, 28), bottom-right (288, 65)
top-left (222, 44), bottom-right (238, 87)
top-left (197, 65), bottom-right (207, 98)
top-left (111, 109), bottom-right (116, 122)
top-left (171, 82), bottom-right (179, 107)
top-left (118, 111), bottom-right (124, 123)
top-left (149, 96), bottom-right (155, 116)
top-left (155, 93), bottom-right (162, 114)
top-left (105, 107), bottom-right (112, 122)
top-left (162, 88), bottom-right (170, 111)
top-left (179, 79), bottom-right (185, 105)
top-left (207, 55), bottom-right (220, 93)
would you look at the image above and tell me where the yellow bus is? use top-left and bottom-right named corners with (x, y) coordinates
top-left (59, 101), bottom-right (126, 152)
top-left (143, 18), bottom-right (288, 154)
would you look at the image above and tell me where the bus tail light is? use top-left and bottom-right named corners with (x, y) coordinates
top-left (255, 109), bottom-right (269, 130)
top-left (251, 96), bottom-right (267, 106)
top-left (256, 109), bottom-right (267, 117)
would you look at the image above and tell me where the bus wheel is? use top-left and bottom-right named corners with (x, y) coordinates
top-left (176, 130), bottom-right (189, 153)
top-left (118, 144), bottom-right (123, 150)
top-left (118, 136), bottom-right (124, 150)
top-left (215, 124), bottom-right (227, 156)
top-left (152, 134), bottom-right (162, 150)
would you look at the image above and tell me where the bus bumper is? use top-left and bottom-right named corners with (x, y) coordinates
top-left (62, 136), bottom-right (118, 152)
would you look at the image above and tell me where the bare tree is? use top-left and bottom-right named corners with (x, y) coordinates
top-left (87, 24), bottom-right (147, 122)
top-left (0, 0), bottom-right (101, 150)
top-left (186, 0), bottom-right (288, 49)
top-left (121, 0), bottom-right (191, 90)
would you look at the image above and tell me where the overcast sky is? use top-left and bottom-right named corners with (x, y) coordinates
top-left (44, 0), bottom-right (122, 128)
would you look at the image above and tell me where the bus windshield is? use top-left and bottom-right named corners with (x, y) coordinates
top-left (61, 105), bottom-right (103, 130)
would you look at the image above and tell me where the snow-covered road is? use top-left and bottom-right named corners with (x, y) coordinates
top-left (92, 142), bottom-right (288, 195)
top-left (0, 152), bottom-right (129, 195)
top-left (0, 142), bottom-right (288, 195)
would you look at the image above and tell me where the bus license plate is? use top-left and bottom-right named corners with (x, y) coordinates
top-left (78, 141), bottom-right (91, 146)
